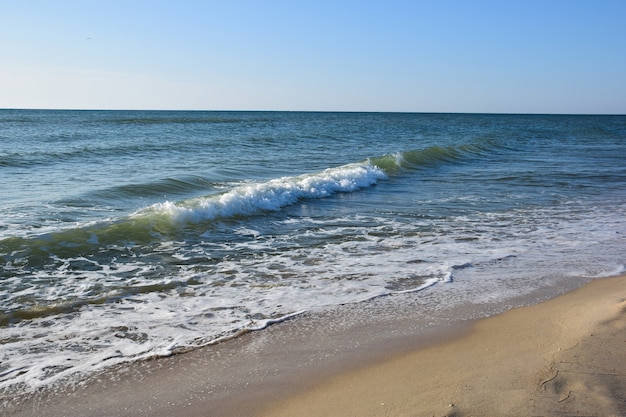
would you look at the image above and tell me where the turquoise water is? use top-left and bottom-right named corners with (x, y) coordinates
top-left (1, 110), bottom-right (625, 391)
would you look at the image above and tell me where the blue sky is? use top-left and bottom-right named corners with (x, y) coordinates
top-left (1, 1), bottom-right (625, 113)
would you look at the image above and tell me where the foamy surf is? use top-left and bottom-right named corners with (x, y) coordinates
top-left (142, 162), bottom-right (387, 224)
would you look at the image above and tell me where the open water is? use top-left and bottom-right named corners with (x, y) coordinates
top-left (1, 110), bottom-right (625, 393)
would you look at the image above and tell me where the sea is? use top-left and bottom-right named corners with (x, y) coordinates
top-left (1, 110), bottom-right (625, 395)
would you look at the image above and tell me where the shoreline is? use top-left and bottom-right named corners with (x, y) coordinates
top-left (4, 274), bottom-right (625, 417)
top-left (262, 274), bottom-right (626, 417)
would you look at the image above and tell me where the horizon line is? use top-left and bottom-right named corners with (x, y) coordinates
top-left (1, 108), bottom-right (625, 117)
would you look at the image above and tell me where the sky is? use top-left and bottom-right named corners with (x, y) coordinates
top-left (1, 0), bottom-right (625, 113)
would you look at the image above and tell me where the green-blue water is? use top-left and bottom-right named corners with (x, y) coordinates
top-left (1, 110), bottom-right (625, 392)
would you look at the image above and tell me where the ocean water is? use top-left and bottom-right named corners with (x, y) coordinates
top-left (1, 110), bottom-right (625, 393)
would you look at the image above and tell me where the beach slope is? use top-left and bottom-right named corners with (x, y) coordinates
top-left (5, 275), bottom-right (625, 417)
top-left (262, 274), bottom-right (626, 417)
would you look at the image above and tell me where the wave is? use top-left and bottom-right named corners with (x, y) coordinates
top-left (0, 277), bottom-right (200, 327)
top-left (1, 141), bottom-right (506, 253)
top-left (84, 176), bottom-right (222, 202)
top-left (140, 161), bottom-right (387, 224)
top-left (0, 142), bottom-right (179, 169)
top-left (0, 161), bottom-right (386, 274)
top-left (0, 141), bottom-right (506, 281)
top-left (370, 139), bottom-right (510, 174)
top-left (112, 116), bottom-right (248, 125)
top-left (0, 156), bottom-right (27, 168)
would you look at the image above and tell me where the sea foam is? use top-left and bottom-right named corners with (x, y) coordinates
top-left (144, 162), bottom-right (387, 224)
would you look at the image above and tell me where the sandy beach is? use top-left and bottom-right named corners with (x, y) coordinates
top-left (262, 274), bottom-right (626, 417)
top-left (5, 274), bottom-right (626, 417)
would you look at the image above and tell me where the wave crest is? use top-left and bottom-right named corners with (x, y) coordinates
top-left (142, 162), bottom-right (387, 224)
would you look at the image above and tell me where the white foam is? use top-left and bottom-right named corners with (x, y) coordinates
top-left (142, 162), bottom-right (386, 224)
top-left (2, 196), bottom-right (625, 394)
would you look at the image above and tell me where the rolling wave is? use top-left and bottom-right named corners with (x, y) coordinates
top-left (87, 176), bottom-right (222, 201)
top-left (0, 143), bottom-right (180, 168)
top-left (0, 141), bottom-right (508, 290)
top-left (0, 277), bottom-right (200, 326)
top-left (141, 162), bottom-right (387, 223)
top-left (0, 161), bottom-right (386, 277)
top-left (371, 139), bottom-right (512, 173)
top-left (111, 115), bottom-right (250, 125)
top-left (1, 141), bottom-right (507, 260)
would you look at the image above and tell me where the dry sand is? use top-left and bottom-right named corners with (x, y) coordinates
top-left (5, 275), bottom-right (626, 417)
top-left (262, 274), bottom-right (626, 417)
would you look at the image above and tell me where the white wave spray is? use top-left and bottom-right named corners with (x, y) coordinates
top-left (143, 162), bottom-right (387, 223)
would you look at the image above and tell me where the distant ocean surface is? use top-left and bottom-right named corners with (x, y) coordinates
top-left (1, 110), bottom-right (625, 393)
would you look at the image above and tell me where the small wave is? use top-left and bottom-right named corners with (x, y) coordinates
top-left (0, 156), bottom-right (27, 168)
top-left (0, 141), bottom-right (191, 169)
top-left (0, 278), bottom-right (200, 327)
top-left (370, 139), bottom-right (511, 174)
top-left (113, 116), bottom-right (245, 125)
top-left (87, 176), bottom-right (221, 201)
top-left (0, 162), bottom-right (387, 278)
top-left (141, 162), bottom-right (387, 224)
top-left (382, 139), bottom-right (515, 172)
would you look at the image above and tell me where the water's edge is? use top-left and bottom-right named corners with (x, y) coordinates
top-left (1, 269), bottom-right (596, 416)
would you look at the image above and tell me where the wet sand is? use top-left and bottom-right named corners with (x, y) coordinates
top-left (262, 274), bottom-right (626, 417)
top-left (4, 274), bottom-right (626, 417)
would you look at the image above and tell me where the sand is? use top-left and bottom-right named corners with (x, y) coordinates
top-left (262, 274), bottom-right (626, 417)
top-left (4, 274), bottom-right (626, 417)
